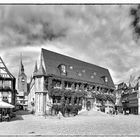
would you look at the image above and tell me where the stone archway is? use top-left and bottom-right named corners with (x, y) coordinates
top-left (86, 101), bottom-right (91, 111)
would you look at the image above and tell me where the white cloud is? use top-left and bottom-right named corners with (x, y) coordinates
top-left (0, 5), bottom-right (140, 85)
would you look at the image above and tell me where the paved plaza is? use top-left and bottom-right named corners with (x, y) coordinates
top-left (0, 110), bottom-right (140, 136)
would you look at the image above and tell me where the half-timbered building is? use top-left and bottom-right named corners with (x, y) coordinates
top-left (0, 57), bottom-right (16, 105)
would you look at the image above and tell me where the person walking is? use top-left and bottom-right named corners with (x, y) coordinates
top-left (58, 111), bottom-right (62, 119)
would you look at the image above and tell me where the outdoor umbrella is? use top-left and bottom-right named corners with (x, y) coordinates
top-left (0, 101), bottom-right (15, 108)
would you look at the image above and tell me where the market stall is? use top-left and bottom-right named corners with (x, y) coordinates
top-left (0, 101), bottom-right (15, 122)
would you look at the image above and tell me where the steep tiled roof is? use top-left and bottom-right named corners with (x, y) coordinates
top-left (35, 54), bottom-right (46, 76)
top-left (33, 61), bottom-right (38, 76)
top-left (42, 48), bottom-right (115, 89)
top-left (34, 61), bottom-right (38, 73)
top-left (36, 63), bottom-right (45, 76)
top-left (0, 57), bottom-right (15, 79)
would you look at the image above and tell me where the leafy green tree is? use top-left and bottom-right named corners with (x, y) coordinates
top-left (130, 5), bottom-right (140, 40)
top-left (60, 96), bottom-right (65, 106)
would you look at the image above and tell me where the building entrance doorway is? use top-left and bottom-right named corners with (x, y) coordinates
top-left (86, 101), bottom-right (91, 111)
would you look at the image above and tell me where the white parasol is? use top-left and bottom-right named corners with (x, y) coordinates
top-left (0, 101), bottom-right (15, 108)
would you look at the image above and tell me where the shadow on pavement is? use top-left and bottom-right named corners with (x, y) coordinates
top-left (15, 110), bottom-right (31, 116)
top-left (10, 115), bottom-right (24, 122)
top-left (9, 111), bottom-right (31, 122)
top-left (78, 110), bottom-right (108, 117)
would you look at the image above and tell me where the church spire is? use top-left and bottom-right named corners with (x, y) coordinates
top-left (33, 61), bottom-right (38, 76)
top-left (34, 61), bottom-right (38, 73)
top-left (19, 53), bottom-right (24, 75)
top-left (17, 53), bottom-right (27, 93)
top-left (30, 74), bottom-right (33, 83)
top-left (36, 52), bottom-right (45, 76)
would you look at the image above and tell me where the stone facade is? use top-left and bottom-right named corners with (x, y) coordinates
top-left (28, 49), bottom-right (115, 116)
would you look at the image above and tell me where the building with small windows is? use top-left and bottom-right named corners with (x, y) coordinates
top-left (120, 76), bottom-right (140, 115)
top-left (0, 57), bottom-right (16, 105)
top-left (28, 48), bottom-right (115, 116)
top-left (115, 82), bottom-right (127, 113)
top-left (115, 74), bottom-right (140, 115)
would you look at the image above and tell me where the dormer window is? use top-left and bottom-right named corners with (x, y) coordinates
top-left (94, 72), bottom-right (97, 76)
top-left (69, 66), bottom-right (73, 70)
top-left (61, 65), bottom-right (66, 73)
top-left (78, 72), bottom-right (82, 77)
top-left (101, 76), bottom-right (108, 83)
top-left (82, 69), bottom-right (85, 73)
top-left (91, 75), bottom-right (94, 79)
top-left (58, 64), bottom-right (67, 75)
top-left (105, 77), bottom-right (108, 82)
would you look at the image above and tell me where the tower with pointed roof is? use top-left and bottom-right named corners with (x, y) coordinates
top-left (33, 61), bottom-right (38, 77)
top-left (17, 54), bottom-right (28, 109)
top-left (31, 51), bottom-right (47, 115)
top-left (18, 54), bottom-right (27, 94)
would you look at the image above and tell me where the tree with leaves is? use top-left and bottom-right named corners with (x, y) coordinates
top-left (130, 5), bottom-right (140, 40)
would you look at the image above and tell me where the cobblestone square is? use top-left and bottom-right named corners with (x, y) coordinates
top-left (0, 110), bottom-right (139, 136)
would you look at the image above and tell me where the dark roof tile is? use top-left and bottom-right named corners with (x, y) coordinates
top-left (42, 48), bottom-right (115, 89)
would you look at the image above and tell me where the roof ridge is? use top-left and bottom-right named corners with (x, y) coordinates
top-left (41, 48), bottom-right (108, 71)
top-left (41, 48), bottom-right (115, 88)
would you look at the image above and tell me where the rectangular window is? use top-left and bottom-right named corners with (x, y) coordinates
top-left (0, 80), bottom-right (2, 87)
top-left (3, 80), bottom-right (11, 87)
top-left (105, 77), bottom-right (108, 82)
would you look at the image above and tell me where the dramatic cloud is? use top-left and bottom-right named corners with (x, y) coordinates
top-left (0, 5), bottom-right (139, 85)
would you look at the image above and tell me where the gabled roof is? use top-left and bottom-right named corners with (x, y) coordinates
top-left (42, 48), bottom-right (115, 89)
top-left (0, 57), bottom-right (15, 79)
top-left (36, 64), bottom-right (45, 76)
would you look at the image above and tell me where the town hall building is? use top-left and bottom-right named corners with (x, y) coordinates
top-left (28, 48), bottom-right (115, 116)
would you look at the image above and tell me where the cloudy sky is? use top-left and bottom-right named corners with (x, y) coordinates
top-left (0, 5), bottom-right (139, 85)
